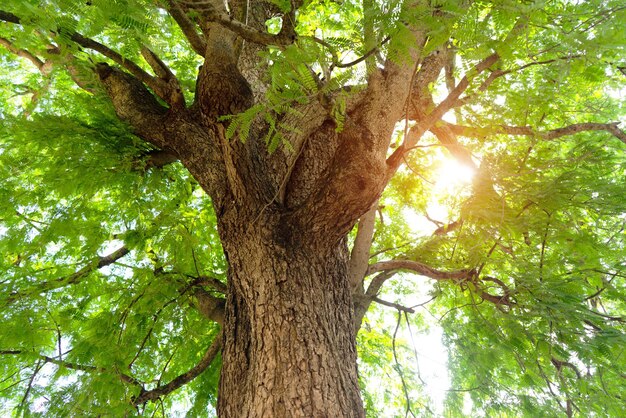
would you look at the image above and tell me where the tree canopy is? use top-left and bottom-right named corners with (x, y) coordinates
top-left (1, 0), bottom-right (625, 416)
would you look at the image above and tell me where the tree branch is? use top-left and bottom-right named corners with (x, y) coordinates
top-left (179, 1), bottom-right (295, 46)
top-left (132, 330), bottom-right (222, 406)
top-left (139, 46), bottom-right (186, 107)
top-left (446, 121), bottom-right (626, 144)
top-left (94, 63), bottom-right (169, 144)
top-left (165, 0), bottom-right (207, 56)
top-left (0, 37), bottom-right (47, 72)
top-left (133, 150), bottom-right (179, 171)
top-left (387, 52), bottom-right (500, 169)
top-left (194, 288), bottom-right (225, 325)
top-left (5, 246), bottom-right (129, 306)
top-left (0, 9), bottom-right (181, 106)
top-left (348, 204), bottom-right (378, 293)
top-left (0, 10), bottom-right (20, 24)
top-left (0, 350), bottom-right (142, 387)
top-left (353, 270), bottom-right (396, 334)
top-left (372, 297), bottom-right (415, 313)
top-left (367, 260), bottom-right (471, 281)
top-left (69, 34), bottom-right (180, 105)
top-left (367, 259), bottom-right (514, 307)
top-left (190, 275), bottom-right (227, 294)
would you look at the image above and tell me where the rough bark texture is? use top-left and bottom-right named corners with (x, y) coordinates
top-left (217, 211), bottom-right (363, 417)
top-left (65, 3), bottom-right (423, 415)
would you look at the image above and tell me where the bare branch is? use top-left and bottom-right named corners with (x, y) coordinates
top-left (165, 0), bottom-right (207, 56)
top-left (132, 331), bottom-right (222, 406)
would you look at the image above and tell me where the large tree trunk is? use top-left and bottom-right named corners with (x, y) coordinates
top-left (88, 3), bottom-right (419, 413)
top-left (217, 210), bottom-right (364, 417)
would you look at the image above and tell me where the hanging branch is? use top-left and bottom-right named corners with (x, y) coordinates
top-left (391, 311), bottom-right (417, 418)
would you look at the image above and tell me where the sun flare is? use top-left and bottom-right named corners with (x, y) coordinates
top-left (433, 159), bottom-right (476, 194)
top-left (405, 157), bottom-right (476, 235)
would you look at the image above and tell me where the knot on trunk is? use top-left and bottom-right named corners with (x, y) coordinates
top-left (197, 62), bottom-right (253, 117)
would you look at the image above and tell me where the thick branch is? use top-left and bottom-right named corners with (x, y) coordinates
top-left (94, 63), bottom-right (169, 144)
top-left (132, 331), bottom-right (222, 405)
top-left (194, 288), bottom-right (225, 325)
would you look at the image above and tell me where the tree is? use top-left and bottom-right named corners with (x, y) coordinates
top-left (1, 0), bottom-right (625, 416)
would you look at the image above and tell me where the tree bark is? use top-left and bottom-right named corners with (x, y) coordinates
top-left (217, 210), bottom-right (364, 417)
top-left (73, 3), bottom-right (423, 413)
